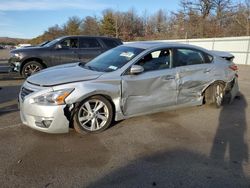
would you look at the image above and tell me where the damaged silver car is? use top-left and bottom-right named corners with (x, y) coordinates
top-left (19, 42), bottom-right (239, 134)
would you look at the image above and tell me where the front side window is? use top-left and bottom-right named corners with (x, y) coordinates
top-left (60, 38), bottom-right (78, 48)
top-left (79, 38), bottom-right (101, 48)
top-left (173, 48), bottom-right (205, 67)
top-left (135, 49), bottom-right (171, 72)
top-left (81, 46), bottom-right (144, 72)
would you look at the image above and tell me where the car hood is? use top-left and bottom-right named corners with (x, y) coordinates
top-left (27, 63), bottom-right (103, 86)
top-left (11, 46), bottom-right (47, 53)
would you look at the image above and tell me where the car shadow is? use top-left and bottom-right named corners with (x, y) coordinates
top-left (87, 93), bottom-right (249, 187)
top-left (210, 92), bottom-right (248, 178)
top-left (87, 148), bottom-right (249, 188)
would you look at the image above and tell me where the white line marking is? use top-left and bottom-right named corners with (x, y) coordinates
top-left (0, 123), bottom-right (22, 130)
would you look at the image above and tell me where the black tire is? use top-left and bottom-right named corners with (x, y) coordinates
top-left (205, 83), bottom-right (224, 108)
top-left (74, 96), bottom-right (113, 134)
top-left (21, 61), bottom-right (43, 78)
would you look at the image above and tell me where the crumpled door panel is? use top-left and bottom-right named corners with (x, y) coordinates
top-left (122, 69), bottom-right (177, 116)
top-left (176, 64), bottom-right (215, 105)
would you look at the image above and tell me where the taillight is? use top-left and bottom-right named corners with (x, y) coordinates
top-left (229, 64), bottom-right (238, 71)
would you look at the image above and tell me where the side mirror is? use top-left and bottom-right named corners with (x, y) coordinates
top-left (130, 65), bottom-right (144, 74)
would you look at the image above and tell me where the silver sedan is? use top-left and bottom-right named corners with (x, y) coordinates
top-left (19, 42), bottom-right (239, 134)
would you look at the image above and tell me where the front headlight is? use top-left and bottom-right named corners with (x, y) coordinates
top-left (32, 88), bottom-right (74, 105)
top-left (14, 53), bottom-right (20, 58)
top-left (11, 53), bottom-right (21, 58)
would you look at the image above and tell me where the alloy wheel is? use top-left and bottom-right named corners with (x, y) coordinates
top-left (24, 64), bottom-right (41, 77)
top-left (215, 84), bottom-right (223, 106)
top-left (77, 99), bottom-right (109, 131)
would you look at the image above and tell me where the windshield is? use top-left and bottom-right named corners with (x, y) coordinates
top-left (39, 40), bottom-right (50, 46)
top-left (82, 46), bottom-right (144, 72)
top-left (43, 37), bottom-right (63, 47)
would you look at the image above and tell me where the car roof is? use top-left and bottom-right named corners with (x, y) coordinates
top-left (60, 35), bottom-right (121, 40)
top-left (124, 41), bottom-right (208, 52)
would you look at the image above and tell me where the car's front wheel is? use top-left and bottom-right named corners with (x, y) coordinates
top-left (22, 61), bottom-right (43, 78)
top-left (74, 96), bottom-right (113, 134)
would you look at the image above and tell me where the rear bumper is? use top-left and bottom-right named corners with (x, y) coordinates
top-left (225, 77), bottom-right (239, 104)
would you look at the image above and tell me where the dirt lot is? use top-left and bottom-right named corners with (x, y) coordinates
top-left (0, 66), bottom-right (250, 187)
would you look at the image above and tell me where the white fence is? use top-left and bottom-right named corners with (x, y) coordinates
top-left (133, 36), bottom-right (250, 65)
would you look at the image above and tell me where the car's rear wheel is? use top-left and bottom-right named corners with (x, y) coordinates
top-left (213, 83), bottom-right (224, 108)
top-left (22, 61), bottom-right (43, 78)
top-left (205, 82), bottom-right (224, 108)
top-left (74, 96), bottom-right (113, 134)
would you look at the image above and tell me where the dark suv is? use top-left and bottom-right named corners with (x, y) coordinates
top-left (9, 36), bottom-right (122, 77)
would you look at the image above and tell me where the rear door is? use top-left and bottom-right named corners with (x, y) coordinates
top-left (172, 48), bottom-right (215, 105)
top-left (78, 37), bottom-right (104, 63)
top-left (121, 48), bottom-right (178, 116)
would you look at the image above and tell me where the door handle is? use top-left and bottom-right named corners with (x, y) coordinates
top-left (164, 75), bottom-right (175, 80)
top-left (203, 69), bottom-right (211, 73)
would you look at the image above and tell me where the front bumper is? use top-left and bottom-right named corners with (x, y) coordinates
top-left (9, 62), bottom-right (21, 72)
top-left (19, 95), bottom-right (70, 134)
top-left (8, 57), bottom-right (21, 72)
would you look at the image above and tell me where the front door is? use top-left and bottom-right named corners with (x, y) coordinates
top-left (50, 37), bottom-right (79, 66)
top-left (121, 49), bottom-right (177, 116)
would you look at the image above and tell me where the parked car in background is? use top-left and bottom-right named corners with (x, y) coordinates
top-left (19, 42), bottom-right (239, 134)
top-left (15, 44), bottom-right (32, 49)
top-left (9, 36), bottom-right (122, 77)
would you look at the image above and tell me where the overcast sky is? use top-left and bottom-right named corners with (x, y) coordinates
top-left (0, 0), bottom-right (181, 39)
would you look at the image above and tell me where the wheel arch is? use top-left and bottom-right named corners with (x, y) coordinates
top-left (202, 80), bottom-right (226, 104)
top-left (73, 93), bottom-right (117, 120)
top-left (20, 57), bottom-right (47, 74)
top-left (71, 93), bottom-right (116, 132)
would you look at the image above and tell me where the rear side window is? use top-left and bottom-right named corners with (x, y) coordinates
top-left (102, 38), bottom-right (120, 48)
top-left (79, 38), bottom-right (101, 48)
top-left (173, 48), bottom-right (206, 67)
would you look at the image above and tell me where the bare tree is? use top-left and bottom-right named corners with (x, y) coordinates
top-left (180, 0), bottom-right (214, 37)
top-left (30, 0), bottom-right (250, 43)
top-left (113, 11), bottom-right (125, 38)
top-left (229, 1), bottom-right (250, 36)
